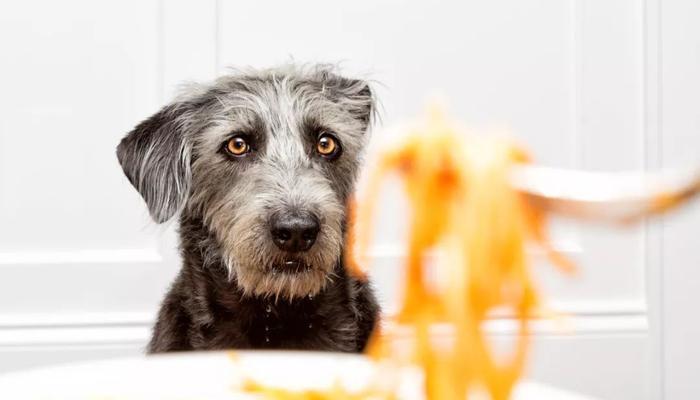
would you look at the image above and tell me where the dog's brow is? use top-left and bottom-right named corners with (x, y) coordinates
top-left (300, 115), bottom-right (326, 139)
top-left (211, 106), bottom-right (266, 138)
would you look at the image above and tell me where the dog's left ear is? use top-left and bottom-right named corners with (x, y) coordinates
top-left (116, 102), bottom-right (193, 223)
top-left (319, 70), bottom-right (376, 132)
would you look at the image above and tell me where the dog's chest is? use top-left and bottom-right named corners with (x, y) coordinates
top-left (248, 299), bottom-right (318, 348)
top-left (235, 294), bottom-right (356, 352)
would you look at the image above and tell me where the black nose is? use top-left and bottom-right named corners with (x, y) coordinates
top-left (270, 212), bottom-right (320, 253)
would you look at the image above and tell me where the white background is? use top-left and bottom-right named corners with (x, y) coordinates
top-left (0, 1), bottom-right (698, 399)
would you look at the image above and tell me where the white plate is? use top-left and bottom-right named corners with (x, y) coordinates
top-left (0, 351), bottom-right (595, 399)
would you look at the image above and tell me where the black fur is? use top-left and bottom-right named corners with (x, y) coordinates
top-left (147, 214), bottom-right (378, 353)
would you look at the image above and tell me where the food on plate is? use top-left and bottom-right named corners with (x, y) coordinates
top-left (241, 380), bottom-right (395, 400)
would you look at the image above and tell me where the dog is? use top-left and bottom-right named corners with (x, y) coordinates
top-left (116, 64), bottom-right (379, 353)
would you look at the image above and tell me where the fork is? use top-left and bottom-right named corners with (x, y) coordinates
top-left (510, 165), bottom-right (700, 223)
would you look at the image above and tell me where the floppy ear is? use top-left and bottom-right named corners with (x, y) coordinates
top-left (347, 81), bottom-right (375, 130)
top-left (319, 70), bottom-right (377, 132)
top-left (116, 103), bottom-right (192, 223)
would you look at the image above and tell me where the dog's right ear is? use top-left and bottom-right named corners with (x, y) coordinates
top-left (116, 103), bottom-right (192, 223)
top-left (316, 69), bottom-right (376, 133)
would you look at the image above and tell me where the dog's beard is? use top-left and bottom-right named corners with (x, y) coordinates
top-left (235, 261), bottom-right (335, 300)
top-left (217, 215), bottom-right (343, 301)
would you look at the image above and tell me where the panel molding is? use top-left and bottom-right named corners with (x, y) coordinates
top-left (0, 311), bottom-right (646, 349)
top-left (0, 312), bottom-right (153, 329)
top-left (0, 248), bottom-right (162, 266)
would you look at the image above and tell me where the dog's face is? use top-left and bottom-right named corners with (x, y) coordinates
top-left (117, 65), bottom-right (374, 300)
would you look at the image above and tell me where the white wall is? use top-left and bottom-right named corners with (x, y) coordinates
top-left (0, 1), bottom-right (698, 399)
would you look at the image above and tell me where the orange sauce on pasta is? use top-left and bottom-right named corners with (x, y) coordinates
top-left (348, 110), bottom-right (574, 400)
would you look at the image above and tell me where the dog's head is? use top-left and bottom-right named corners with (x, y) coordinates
top-left (117, 65), bottom-right (375, 300)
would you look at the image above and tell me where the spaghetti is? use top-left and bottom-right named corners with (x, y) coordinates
top-left (348, 109), bottom-right (574, 400)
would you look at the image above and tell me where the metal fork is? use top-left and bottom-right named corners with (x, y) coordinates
top-left (510, 165), bottom-right (700, 223)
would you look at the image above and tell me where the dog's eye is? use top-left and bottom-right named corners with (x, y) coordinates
top-left (225, 136), bottom-right (250, 156)
top-left (316, 133), bottom-right (341, 159)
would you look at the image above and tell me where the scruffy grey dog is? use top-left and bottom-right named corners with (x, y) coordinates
top-left (116, 64), bottom-right (379, 353)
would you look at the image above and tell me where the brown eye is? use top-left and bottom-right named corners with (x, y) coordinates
top-left (225, 136), bottom-right (249, 156)
top-left (316, 134), bottom-right (340, 159)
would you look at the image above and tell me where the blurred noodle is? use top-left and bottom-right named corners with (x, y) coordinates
top-left (348, 108), bottom-right (574, 400)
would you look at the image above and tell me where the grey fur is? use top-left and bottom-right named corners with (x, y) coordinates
top-left (117, 64), bottom-right (379, 353)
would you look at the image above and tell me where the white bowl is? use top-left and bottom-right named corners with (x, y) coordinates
top-left (0, 350), bottom-right (595, 399)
